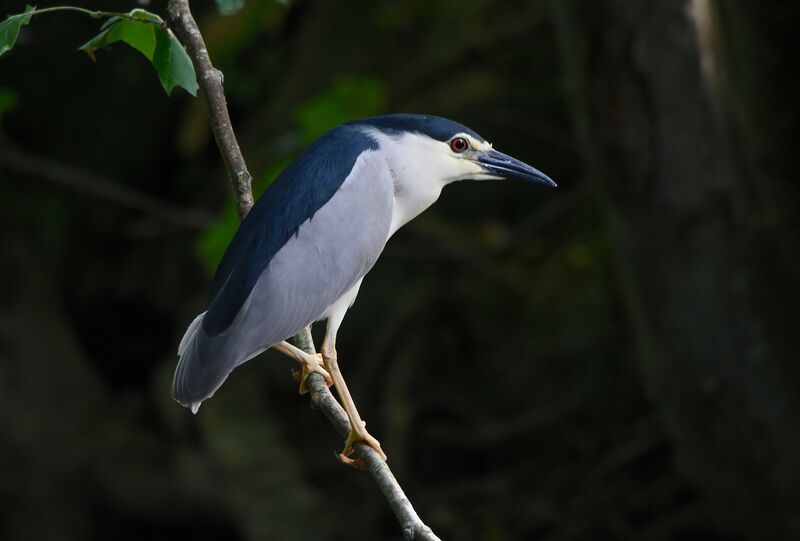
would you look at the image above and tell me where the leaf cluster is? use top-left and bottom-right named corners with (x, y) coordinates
top-left (0, 5), bottom-right (197, 96)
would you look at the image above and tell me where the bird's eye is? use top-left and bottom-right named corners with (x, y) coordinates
top-left (449, 137), bottom-right (469, 153)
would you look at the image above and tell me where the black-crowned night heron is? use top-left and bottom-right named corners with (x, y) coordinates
top-left (173, 114), bottom-right (555, 465)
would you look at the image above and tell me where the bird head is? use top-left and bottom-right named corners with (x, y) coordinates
top-left (438, 131), bottom-right (557, 187)
top-left (352, 114), bottom-right (557, 188)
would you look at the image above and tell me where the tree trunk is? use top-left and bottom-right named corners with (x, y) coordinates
top-left (554, 0), bottom-right (800, 537)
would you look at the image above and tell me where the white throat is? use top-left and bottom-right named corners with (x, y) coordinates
top-left (364, 129), bottom-right (479, 237)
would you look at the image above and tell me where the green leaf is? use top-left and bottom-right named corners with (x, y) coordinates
top-left (215, 0), bottom-right (245, 16)
top-left (152, 26), bottom-right (198, 96)
top-left (79, 16), bottom-right (157, 61)
top-left (0, 5), bottom-right (35, 57)
top-left (79, 9), bottom-right (197, 97)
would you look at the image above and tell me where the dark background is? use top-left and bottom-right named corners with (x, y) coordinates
top-left (1, 1), bottom-right (799, 540)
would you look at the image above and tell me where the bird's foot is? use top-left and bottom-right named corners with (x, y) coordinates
top-left (294, 352), bottom-right (333, 395)
top-left (338, 420), bottom-right (387, 468)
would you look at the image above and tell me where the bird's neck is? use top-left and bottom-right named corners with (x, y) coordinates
top-left (388, 171), bottom-right (446, 237)
top-left (367, 130), bottom-right (455, 237)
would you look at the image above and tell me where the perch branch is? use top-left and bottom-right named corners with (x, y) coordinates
top-left (165, 2), bottom-right (441, 539)
top-left (293, 328), bottom-right (442, 541)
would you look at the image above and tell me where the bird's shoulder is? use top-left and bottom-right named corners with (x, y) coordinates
top-left (202, 125), bottom-right (380, 336)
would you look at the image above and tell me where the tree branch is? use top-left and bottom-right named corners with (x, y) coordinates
top-left (165, 2), bottom-right (441, 539)
top-left (166, 0), bottom-right (253, 220)
top-left (293, 328), bottom-right (442, 541)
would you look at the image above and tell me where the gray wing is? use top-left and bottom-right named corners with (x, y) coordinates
top-left (203, 125), bottom-right (379, 335)
top-left (172, 150), bottom-right (395, 405)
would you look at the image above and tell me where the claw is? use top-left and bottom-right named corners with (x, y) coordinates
top-left (297, 352), bottom-right (333, 395)
top-left (338, 452), bottom-right (369, 470)
top-left (338, 420), bottom-right (387, 467)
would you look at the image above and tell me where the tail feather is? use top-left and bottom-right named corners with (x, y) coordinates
top-left (172, 312), bottom-right (235, 411)
top-left (178, 312), bottom-right (204, 357)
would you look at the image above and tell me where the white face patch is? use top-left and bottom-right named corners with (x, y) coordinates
top-left (362, 128), bottom-right (496, 234)
top-left (365, 125), bottom-right (513, 190)
top-left (360, 127), bottom-right (507, 235)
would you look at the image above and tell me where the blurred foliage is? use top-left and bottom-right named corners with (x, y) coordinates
top-left (0, 0), bottom-right (798, 540)
top-left (0, 86), bottom-right (18, 124)
top-left (215, 0), bottom-right (245, 17)
top-left (295, 76), bottom-right (385, 141)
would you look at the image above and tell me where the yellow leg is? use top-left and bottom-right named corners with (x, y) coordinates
top-left (321, 338), bottom-right (387, 466)
top-left (272, 341), bottom-right (333, 395)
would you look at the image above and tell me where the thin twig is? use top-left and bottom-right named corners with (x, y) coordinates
top-left (165, 2), bottom-right (441, 539)
top-left (24, 6), bottom-right (166, 25)
top-left (0, 135), bottom-right (214, 229)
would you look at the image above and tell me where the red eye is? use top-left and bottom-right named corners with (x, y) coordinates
top-left (449, 137), bottom-right (469, 153)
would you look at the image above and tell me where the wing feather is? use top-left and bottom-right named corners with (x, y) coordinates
top-left (172, 139), bottom-right (395, 405)
top-left (203, 125), bottom-right (379, 336)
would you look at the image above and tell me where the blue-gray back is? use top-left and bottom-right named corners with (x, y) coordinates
top-left (173, 147), bottom-right (395, 404)
top-left (203, 125), bottom-right (379, 335)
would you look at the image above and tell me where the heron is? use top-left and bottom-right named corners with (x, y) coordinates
top-left (173, 114), bottom-right (555, 465)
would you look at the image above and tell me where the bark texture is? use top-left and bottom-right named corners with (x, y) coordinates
top-left (166, 0), bottom-right (254, 220)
